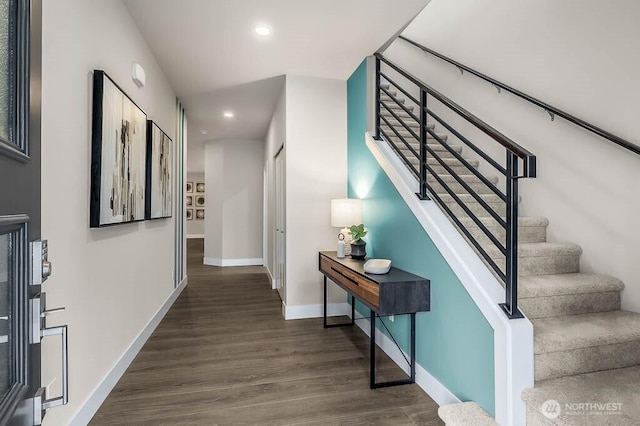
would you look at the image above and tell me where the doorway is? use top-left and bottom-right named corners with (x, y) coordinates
top-left (274, 147), bottom-right (286, 302)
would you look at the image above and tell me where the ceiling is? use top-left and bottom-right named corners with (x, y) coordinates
top-left (124, 0), bottom-right (429, 168)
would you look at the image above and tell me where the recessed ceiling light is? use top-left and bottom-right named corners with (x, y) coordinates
top-left (254, 25), bottom-right (271, 37)
top-left (200, 129), bottom-right (208, 135)
top-left (223, 111), bottom-right (234, 118)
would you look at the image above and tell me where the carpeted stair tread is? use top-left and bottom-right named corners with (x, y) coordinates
top-left (429, 174), bottom-right (499, 186)
top-left (438, 402), bottom-right (498, 425)
top-left (485, 242), bottom-right (582, 259)
top-left (522, 366), bottom-right (640, 425)
top-left (533, 310), bottom-right (640, 354)
top-left (520, 273), bottom-right (625, 298)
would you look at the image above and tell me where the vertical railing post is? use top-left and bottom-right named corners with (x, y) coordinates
top-left (375, 57), bottom-right (381, 140)
top-left (418, 89), bottom-right (429, 200)
top-left (501, 151), bottom-right (524, 319)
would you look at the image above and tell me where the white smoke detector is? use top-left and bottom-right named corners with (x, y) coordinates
top-left (132, 63), bottom-right (145, 88)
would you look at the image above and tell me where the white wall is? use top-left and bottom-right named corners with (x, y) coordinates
top-left (204, 139), bottom-right (264, 265)
top-left (40, 0), bottom-right (179, 424)
top-left (384, 0), bottom-right (640, 311)
top-left (285, 76), bottom-right (348, 307)
top-left (186, 172), bottom-right (205, 237)
top-left (264, 86), bottom-right (286, 281)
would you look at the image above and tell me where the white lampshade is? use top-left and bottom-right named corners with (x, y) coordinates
top-left (330, 198), bottom-right (362, 228)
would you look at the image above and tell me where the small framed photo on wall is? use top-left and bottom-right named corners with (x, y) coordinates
top-left (186, 195), bottom-right (193, 206)
top-left (186, 209), bottom-right (193, 220)
top-left (186, 181), bottom-right (193, 193)
top-left (196, 209), bottom-right (205, 220)
top-left (196, 182), bottom-right (205, 193)
top-left (196, 195), bottom-right (205, 207)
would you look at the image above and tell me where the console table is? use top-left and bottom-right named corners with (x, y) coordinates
top-left (318, 251), bottom-right (430, 389)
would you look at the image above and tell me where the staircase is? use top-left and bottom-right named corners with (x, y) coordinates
top-left (379, 85), bottom-right (640, 425)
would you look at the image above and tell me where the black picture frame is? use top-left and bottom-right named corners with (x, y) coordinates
top-left (145, 120), bottom-right (173, 220)
top-left (90, 70), bottom-right (148, 227)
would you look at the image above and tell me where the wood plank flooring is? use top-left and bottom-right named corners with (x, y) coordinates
top-left (90, 239), bottom-right (442, 425)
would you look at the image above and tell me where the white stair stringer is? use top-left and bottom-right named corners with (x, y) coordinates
top-left (365, 132), bottom-right (534, 426)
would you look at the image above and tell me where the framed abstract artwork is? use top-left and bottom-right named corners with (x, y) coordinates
top-left (90, 70), bottom-right (147, 227)
top-left (196, 209), bottom-right (205, 220)
top-left (186, 209), bottom-right (193, 220)
top-left (196, 182), bottom-right (205, 193)
top-left (145, 121), bottom-right (172, 220)
top-left (186, 181), bottom-right (193, 193)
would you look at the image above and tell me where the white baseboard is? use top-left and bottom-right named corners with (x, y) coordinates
top-left (349, 310), bottom-right (460, 406)
top-left (265, 267), bottom-right (276, 290)
top-left (186, 234), bottom-right (204, 239)
top-left (283, 302), bottom-right (349, 320)
top-left (70, 277), bottom-right (188, 426)
top-left (203, 257), bottom-right (263, 267)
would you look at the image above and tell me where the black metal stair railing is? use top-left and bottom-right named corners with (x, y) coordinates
top-left (374, 53), bottom-right (537, 320)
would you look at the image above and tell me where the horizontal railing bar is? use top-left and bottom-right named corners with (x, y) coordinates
top-left (379, 114), bottom-right (420, 158)
top-left (379, 127), bottom-right (420, 177)
top-left (379, 100), bottom-right (421, 141)
top-left (426, 107), bottom-right (507, 176)
top-left (376, 53), bottom-right (537, 177)
top-left (379, 71), bottom-right (420, 107)
top-left (427, 146), bottom-right (508, 233)
top-left (425, 126), bottom-right (506, 201)
top-left (426, 176), bottom-right (508, 276)
top-left (379, 85), bottom-right (420, 123)
top-left (398, 35), bottom-right (640, 158)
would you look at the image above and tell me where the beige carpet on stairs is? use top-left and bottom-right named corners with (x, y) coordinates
top-left (379, 83), bottom-right (640, 425)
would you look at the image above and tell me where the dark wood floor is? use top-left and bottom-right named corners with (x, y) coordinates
top-left (91, 239), bottom-right (442, 425)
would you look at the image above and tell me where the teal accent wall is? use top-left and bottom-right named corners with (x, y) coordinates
top-left (347, 59), bottom-right (495, 415)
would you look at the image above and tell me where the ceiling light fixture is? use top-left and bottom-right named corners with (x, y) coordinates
top-left (200, 129), bottom-right (208, 135)
top-left (254, 25), bottom-right (271, 37)
top-left (223, 111), bottom-right (234, 118)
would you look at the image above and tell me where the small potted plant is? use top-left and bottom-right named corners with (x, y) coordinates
top-left (349, 224), bottom-right (368, 260)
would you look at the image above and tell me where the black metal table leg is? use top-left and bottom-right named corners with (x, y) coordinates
top-left (410, 313), bottom-right (416, 383)
top-left (323, 274), bottom-right (356, 328)
top-left (370, 311), bottom-right (416, 389)
top-left (370, 309), bottom-right (376, 389)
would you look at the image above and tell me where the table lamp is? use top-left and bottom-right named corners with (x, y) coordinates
top-left (331, 198), bottom-right (362, 258)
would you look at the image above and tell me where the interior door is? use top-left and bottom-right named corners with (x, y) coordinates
top-left (274, 147), bottom-right (286, 302)
top-left (0, 0), bottom-right (44, 424)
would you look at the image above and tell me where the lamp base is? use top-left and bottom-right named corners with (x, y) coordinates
top-left (340, 227), bottom-right (353, 256)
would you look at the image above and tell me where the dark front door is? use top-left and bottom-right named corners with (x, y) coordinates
top-left (0, 0), bottom-right (42, 424)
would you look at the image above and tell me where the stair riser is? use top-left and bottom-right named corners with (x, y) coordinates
top-left (380, 118), bottom-right (435, 131)
top-left (493, 254), bottom-right (580, 276)
top-left (411, 158), bottom-right (479, 169)
top-left (381, 120), bottom-right (420, 130)
top-left (383, 131), bottom-right (448, 142)
top-left (381, 102), bottom-right (414, 112)
top-left (526, 406), bottom-right (556, 426)
top-left (429, 180), bottom-right (496, 195)
top-left (521, 291), bottom-right (621, 319)
top-left (467, 225), bottom-right (547, 245)
top-left (439, 200), bottom-right (506, 217)
top-left (401, 147), bottom-right (461, 160)
top-left (535, 340), bottom-right (640, 381)
top-left (380, 95), bottom-right (406, 105)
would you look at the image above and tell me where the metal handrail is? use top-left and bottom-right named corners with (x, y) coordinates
top-left (375, 54), bottom-right (530, 319)
top-left (398, 35), bottom-right (640, 157)
top-left (375, 53), bottom-right (537, 177)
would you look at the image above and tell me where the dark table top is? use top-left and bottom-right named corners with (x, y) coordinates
top-left (320, 251), bottom-right (428, 285)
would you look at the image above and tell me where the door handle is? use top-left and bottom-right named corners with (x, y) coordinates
top-left (30, 293), bottom-right (69, 424)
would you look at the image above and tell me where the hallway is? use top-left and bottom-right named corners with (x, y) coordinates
top-left (90, 239), bottom-right (441, 425)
